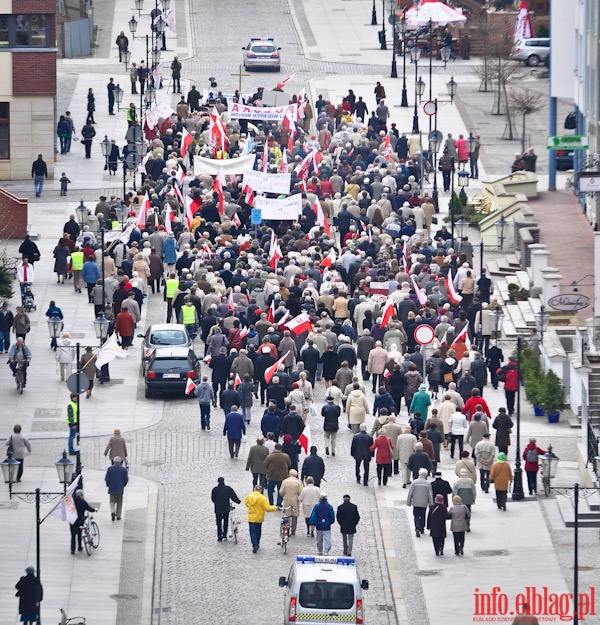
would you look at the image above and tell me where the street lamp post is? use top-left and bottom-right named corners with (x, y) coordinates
top-left (134, 0), bottom-right (144, 17)
top-left (495, 215), bottom-right (508, 251)
top-left (429, 121), bottom-right (441, 212)
top-left (155, 14), bottom-right (166, 51)
top-left (400, 11), bottom-right (408, 106)
top-left (75, 200), bottom-right (88, 229)
top-left (113, 84), bottom-right (124, 111)
top-left (535, 305), bottom-right (550, 341)
top-left (455, 215), bottom-right (470, 255)
top-left (100, 135), bottom-right (111, 172)
top-left (389, 0), bottom-right (397, 78)
top-left (411, 39), bottom-right (423, 133)
top-left (1, 450), bottom-right (74, 625)
top-left (47, 315), bottom-right (63, 351)
top-left (128, 15), bottom-right (138, 40)
top-left (122, 48), bottom-right (131, 71)
top-left (115, 202), bottom-right (128, 229)
top-left (371, 0), bottom-right (377, 25)
top-left (490, 309), bottom-right (525, 501)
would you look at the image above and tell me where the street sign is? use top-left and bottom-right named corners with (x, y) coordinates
top-left (387, 13), bottom-right (398, 25)
top-left (67, 372), bottom-right (90, 395)
top-left (125, 152), bottom-right (142, 169)
top-left (547, 135), bottom-right (588, 150)
top-left (251, 208), bottom-right (262, 224)
top-left (126, 125), bottom-right (143, 143)
top-left (428, 130), bottom-right (443, 143)
top-left (423, 101), bottom-right (437, 116)
top-left (414, 324), bottom-right (435, 345)
top-left (547, 293), bottom-right (590, 313)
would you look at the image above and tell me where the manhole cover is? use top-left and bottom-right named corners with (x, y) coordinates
top-left (111, 594), bottom-right (139, 601)
top-left (141, 460), bottom-right (165, 467)
top-left (415, 570), bottom-right (440, 576)
top-left (474, 550), bottom-right (508, 557)
top-left (377, 605), bottom-right (395, 611)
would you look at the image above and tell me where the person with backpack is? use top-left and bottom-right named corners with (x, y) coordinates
top-left (309, 493), bottom-right (335, 556)
top-left (523, 438), bottom-right (546, 496)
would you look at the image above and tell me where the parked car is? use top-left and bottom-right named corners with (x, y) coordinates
top-left (555, 149), bottom-right (574, 171)
top-left (140, 323), bottom-right (192, 367)
top-left (510, 38), bottom-right (550, 67)
top-left (243, 38), bottom-right (281, 71)
top-left (144, 347), bottom-right (199, 398)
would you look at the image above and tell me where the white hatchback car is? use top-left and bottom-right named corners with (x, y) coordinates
top-left (510, 38), bottom-right (550, 67)
top-left (243, 38), bottom-right (281, 71)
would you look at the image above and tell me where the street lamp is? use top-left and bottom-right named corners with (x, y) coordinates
top-left (400, 11), bottom-right (408, 106)
top-left (1, 450), bottom-right (73, 625)
top-left (160, 0), bottom-right (171, 9)
top-left (55, 450), bottom-right (76, 487)
top-left (135, 0), bottom-right (144, 17)
top-left (94, 312), bottom-right (110, 346)
top-left (152, 47), bottom-right (161, 65)
top-left (122, 48), bottom-right (131, 71)
top-left (145, 85), bottom-right (156, 108)
top-left (446, 76), bottom-right (458, 103)
top-left (411, 41), bottom-right (422, 133)
top-left (535, 305), bottom-right (550, 341)
top-left (389, 0), bottom-right (397, 78)
top-left (128, 15), bottom-right (138, 39)
top-left (379, 0), bottom-right (387, 50)
top-left (76, 200), bottom-right (88, 228)
top-left (115, 202), bottom-right (128, 229)
top-left (47, 315), bottom-right (63, 351)
top-left (495, 215), bottom-right (508, 251)
top-left (100, 135), bottom-right (111, 172)
top-left (113, 84), bottom-right (124, 111)
top-left (455, 215), bottom-right (470, 241)
top-left (540, 444), bottom-right (559, 496)
top-left (371, 0), bottom-right (377, 25)
top-left (155, 15), bottom-right (166, 50)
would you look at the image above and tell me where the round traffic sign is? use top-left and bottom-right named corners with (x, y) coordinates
top-left (423, 100), bottom-right (437, 116)
top-left (414, 324), bottom-right (435, 345)
top-left (67, 372), bottom-right (90, 395)
top-left (428, 130), bottom-right (443, 143)
top-left (125, 152), bottom-right (142, 169)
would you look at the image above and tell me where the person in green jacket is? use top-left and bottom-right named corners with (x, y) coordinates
top-left (410, 384), bottom-right (432, 420)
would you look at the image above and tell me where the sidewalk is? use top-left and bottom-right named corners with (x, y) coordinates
top-left (0, 469), bottom-right (157, 625)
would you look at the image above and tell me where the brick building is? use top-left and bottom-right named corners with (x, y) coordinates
top-left (0, 0), bottom-right (56, 180)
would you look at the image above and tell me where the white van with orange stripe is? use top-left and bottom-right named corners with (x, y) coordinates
top-left (279, 555), bottom-right (369, 624)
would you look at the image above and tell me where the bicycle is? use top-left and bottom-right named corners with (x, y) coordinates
top-left (13, 361), bottom-right (26, 394)
top-left (277, 505), bottom-right (295, 554)
top-left (228, 505), bottom-right (239, 544)
top-left (80, 512), bottom-right (100, 556)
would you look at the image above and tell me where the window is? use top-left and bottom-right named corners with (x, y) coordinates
top-left (298, 583), bottom-right (354, 610)
top-left (0, 15), bottom-right (49, 48)
top-left (0, 103), bottom-right (10, 160)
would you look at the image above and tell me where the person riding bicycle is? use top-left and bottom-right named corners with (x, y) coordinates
top-left (8, 338), bottom-right (31, 387)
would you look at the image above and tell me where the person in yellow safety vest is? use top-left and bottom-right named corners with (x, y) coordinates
top-left (164, 272), bottom-right (179, 323)
top-left (111, 220), bottom-right (120, 230)
top-left (126, 103), bottom-right (137, 127)
top-left (70, 247), bottom-right (85, 294)
top-left (67, 393), bottom-right (79, 455)
top-left (180, 296), bottom-right (198, 339)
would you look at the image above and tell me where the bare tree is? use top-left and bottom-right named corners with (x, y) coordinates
top-left (510, 88), bottom-right (545, 152)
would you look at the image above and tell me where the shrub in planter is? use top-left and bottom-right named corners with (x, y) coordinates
top-left (540, 370), bottom-right (564, 421)
top-left (0, 265), bottom-right (13, 300)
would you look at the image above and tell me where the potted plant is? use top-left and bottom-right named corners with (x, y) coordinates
top-left (540, 370), bottom-right (564, 423)
top-left (525, 376), bottom-right (544, 416)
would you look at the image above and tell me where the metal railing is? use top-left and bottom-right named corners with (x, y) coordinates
top-left (588, 421), bottom-right (599, 478)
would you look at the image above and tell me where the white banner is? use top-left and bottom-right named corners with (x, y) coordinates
top-left (145, 102), bottom-right (176, 130)
top-left (193, 153), bottom-right (256, 176)
top-left (242, 170), bottom-right (291, 194)
top-left (228, 102), bottom-right (298, 122)
top-left (254, 194), bottom-right (302, 220)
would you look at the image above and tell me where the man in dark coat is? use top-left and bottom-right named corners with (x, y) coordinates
top-left (431, 472), bottom-right (453, 507)
top-left (105, 456), bottom-right (129, 521)
top-left (301, 341), bottom-right (320, 382)
top-left (350, 423), bottom-right (373, 486)
top-left (221, 380), bottom-right (240, 416)
top-left (15, 566), bottom-right (43, 625)
top-left (407, 442), bottom-right (433, 479)
top-left (280, 407), bottom-right (305, 442)
top-left (223, 406), bottom-right (246, 459)
top-left (301, 446), bottom-right (325, 486)
top-left (211, 477), bottom-right (241, 541)
top-left (321, 396), bottom-right (340, 456)
top-left (266, 376), bottom-right (287, 410)
top-left (336, 495), bottom-right (361, 556)
top-left (261, 404), bottom-right (281, 441)
top-left (210, 347), bottom-right (233, 405)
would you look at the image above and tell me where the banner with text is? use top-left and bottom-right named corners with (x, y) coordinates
top-left (228, 102), bottom-right (298, 122)
top-left (194, 153), bottom-right (256, 176)
top-left (254, 194), bottom-right (302, 220)
top-left (242, 170), bottom-right (291, 194)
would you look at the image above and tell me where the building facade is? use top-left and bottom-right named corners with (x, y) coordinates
top-left (0, 0), bottom-right (56, 180)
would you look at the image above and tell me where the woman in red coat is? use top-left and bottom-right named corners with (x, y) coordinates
top-left (522, 438), bottom-right (546, 496)
top-left (370, 431), bottom-right (394, 486)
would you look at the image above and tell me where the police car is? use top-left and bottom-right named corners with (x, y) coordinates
top-left (242, 38), bottom-right (281, 71)
top-left (279, 555), bottom-right (369, 624)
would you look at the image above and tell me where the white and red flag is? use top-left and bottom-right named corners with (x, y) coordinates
top-left (268, 231), bottom-right (281, 269)
top-left (275, 73), bottom-right (296, 91)
top-left (284, 312), bottom-right (312, 336)
top-left (382, 133), bottom-right (391, 161)
top-left (239, 326), bottom-right (249, 339)
top-left (233, 373), bottom-right (242, 389)
top-left (299, 422), bottom-right (312, 455)
top-left (280, 148), bottom-right (289, 173)
top-left (445, 271), bottom-right (463, 305)
top-left (243, 184), bottom-right (255, 207)
top-left (209, 108), bottom-right (228, 156)
top-left (213, 168), bottom-right (226, 214)
top-left (294, 150), bottom-right (314, 181)
top-left (265, 351), bottom-right (290, 384)
top-left (514, 0), bottom-right (533, 42)
top-left (320, 248), bottom-right (336, 268)
top-left (137, 191), bottom-right (151, 228)
top-left (410, 274), bottom-right (427, 306)
top-left (381, 299), bottom-right (396, 327)
top-left (266, 299), bottom-right (276, 324)
top-left (185, 196), bottom-right (195, 229)
top-left (227, 291), bottom-right (235, 311)
top-left (383, 368), bottom-right (391, 380)
top-left (232, 212), bottom-right (241, 227)
top-left (164, 204), bottom-right (175, 234)
top-left (176, 164), bottom-right (186, 187)
top-left (185, 378), bottom-right (196, 395)
top-left (180, 126), bottom-right (193, 158)
top-left (312, 199), bottom-right (331, 238)
top-left (172, 182), bottom-right (185, 207)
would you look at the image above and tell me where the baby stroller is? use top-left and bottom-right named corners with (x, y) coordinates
top-left (21, 282), bottom-right (36, 312)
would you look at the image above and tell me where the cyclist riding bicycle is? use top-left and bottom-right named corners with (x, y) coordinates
top-left (8, 337), bottom-right (31, 387)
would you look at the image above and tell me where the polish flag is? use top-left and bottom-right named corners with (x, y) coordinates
top-left (233, 373), bottom-right (241, 389)
top-left (173, 182), bottom-right (185, 207)
top-left (299, 422), bottom-right (312, 455)
top-left (266, 299), bottom-right (276, 324)
top-left (383, 368), bottom-right (391, 379)
top-left (361, 221), bottom-right (373, 244)
top-left (265, 351), bottom-right (290, 384)
top-left (312, 150), bottom-right (323, 174)
top-left (382, 133), bottom-right (391, 161)
top-left (213, 168), bottom-right (226, 214)
top-left (232, 212), bottom-right (241, 227)
top-left (279, 148), bottom-right (289, 173)
top-left (180, 126), bottom-right (193, 158)
top-left (227, 291), bottom-right (235, 311)
top-left (137, 191), bottom-right (151, 228)
top-left (154, 210), bottom-right (159, 228)
top-left (410, 274), bottom-right (427, 306)
top-left (185, 378), bottom-right (196, 395)
top-left (176, 165), bottom-right (186, 187)
top-left (439, 330), bottom-right (448, 348)
top-left (445, 271), bottom-right (463, 305)
top-left (185, 196), bottom-right (195, 229)
top-left (204, 354), bottom-right (212, 364)
top-left (381, 299), bottom-right (396, 328)
top-left (262, 146), bottom-right (270, 172)
top-left (403, 238), bottom-right (410, 263)
top-left (452, 321), bottom-right (470, 346)
top-left (269, 232), bottom-right (282, 269)
top-left (277, 310), bottom-right (291, 327)
top-left (312, 199), bottom-right (331, 238)
top-left (275, 73), bottom-right (296, 91)
top-left (320, 248), bottom-right (336, 268)
top-left (294, 150), bottom-right (314, 181)
top-left (239, 326), bottom-right (249, 339)
top-left (164, 204), bottom-right (174, 234)
top-left (297, 88), bottom-right (306, 118)
top-left (243, 184), bottom-right (255, 207)
top-left (138, 150), bottom-right (151, 175)
top-left (209, 108), bottom-right (228, 156)
top-left (285, 312), bottom-right (313, 336)
top-left (201, 240), bottom-right (212, 255)
top-left (282, 107), bottom-right (296, 134)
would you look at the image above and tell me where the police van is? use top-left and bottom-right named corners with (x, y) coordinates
top-left (278, 555), bottom-right (369, 624)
